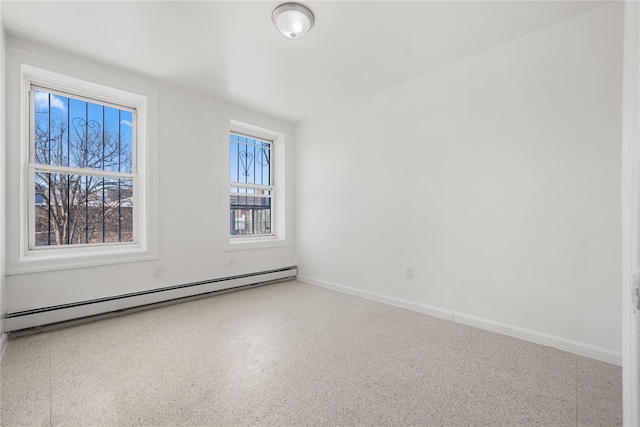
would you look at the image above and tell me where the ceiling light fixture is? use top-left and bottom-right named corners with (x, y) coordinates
top-left (272, 3), bottom-right (315, 40)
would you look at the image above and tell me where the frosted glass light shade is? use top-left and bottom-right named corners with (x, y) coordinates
top-left (272, 3), bottom-right (315, 40)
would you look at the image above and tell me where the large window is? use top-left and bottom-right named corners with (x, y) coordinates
top-left (31, 87), bottom-right (136, 247)
top-left (229, 132), bottom-right (273, 237)
top-left (10, 65), bottom-right (156, 274)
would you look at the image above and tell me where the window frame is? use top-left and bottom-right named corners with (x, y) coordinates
top-left (223, 116), bottom-right (289, 251)
top-left (28, 85), bottom-right (139, 249)
top-left (8, 65), bottom-right (158, 274)
top-left (229, 131), bottom-right (275, 239)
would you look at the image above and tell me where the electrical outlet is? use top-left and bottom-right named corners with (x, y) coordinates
top-left (406, 267), bottom-right (413, 279)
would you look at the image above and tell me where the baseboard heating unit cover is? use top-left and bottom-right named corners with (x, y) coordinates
top-left (5, 266), bottom-right (297, 332)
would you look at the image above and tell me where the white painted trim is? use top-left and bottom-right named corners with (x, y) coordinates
top-left (7, 64), bottom-right (159, 274)
top-left (452, 313), bottom-right (621, 366)
top-left (0, 333), bottom-right (7, 361)
top-left (621, 1), bottom-right (640, 424)
top-left (298, 275), bottom-right (622, 366)
top-left (0, 2), bottom-right (7, 353)
top-left (298, 275), bottom-right (453, 321)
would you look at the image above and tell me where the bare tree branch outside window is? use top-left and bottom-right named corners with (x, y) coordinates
top-left (32, 89), bottom-right (135, 246)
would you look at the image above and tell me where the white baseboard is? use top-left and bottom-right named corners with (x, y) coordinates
top-left (0, 333), bottom-right (8, 361)
top-left (299, 275), bottom-right (455, 321)
top-left (297, 275), bottom-right (622, 366)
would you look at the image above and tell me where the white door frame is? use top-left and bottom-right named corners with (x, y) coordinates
top-left (622, 2), bottom-right (640, 425)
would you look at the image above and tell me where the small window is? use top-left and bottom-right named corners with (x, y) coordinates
top-left (229, 132), bottom-right (273, 237)
top-left (30, 87), bottom-right (136, 247)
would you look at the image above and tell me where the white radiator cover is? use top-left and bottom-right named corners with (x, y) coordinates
top-left (5, 267), bottom-right (297, 332)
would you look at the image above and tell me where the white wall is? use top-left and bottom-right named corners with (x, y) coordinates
top-left (296, 3), bottom-right (623, 362)
top-left (0, 5), bottom-right (7, 355)
top-left (4, 37), bottom-right (295, 313)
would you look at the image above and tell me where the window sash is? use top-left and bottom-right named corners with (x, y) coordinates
top-left (28, 84), bottom-right (139, 250)
top-left (230, 207), bottom-right (274, 238)
top-left (29, 85), bottom-right (138, 173)
top-left (28, 169), bottom-right (138, 249)
top-left (229, 133), bottom-right (272, 187)
top-left (230, 183), bottom-right (274, 194)
top-left (231, 131), bottom-right (273, 146)
top-left (31, 84), bottom-right (136, 118)
top-left (30, 163), bottom-right (135, 180)
top-left (229, 132), bottom-right (274, 238)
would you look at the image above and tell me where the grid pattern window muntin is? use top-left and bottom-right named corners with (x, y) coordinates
top-left (30, 85), bottom-right (138, 248)
top-left (229, 132), bottom-right (273, 237)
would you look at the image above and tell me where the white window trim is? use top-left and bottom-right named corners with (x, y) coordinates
top-left (223, 116), bottom-right (289, 251)
top-left (7, 65), bottom-right (158, 274)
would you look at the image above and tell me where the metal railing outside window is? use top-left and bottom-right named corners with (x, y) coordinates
top-left (229, 132), bottom-right (273, 237)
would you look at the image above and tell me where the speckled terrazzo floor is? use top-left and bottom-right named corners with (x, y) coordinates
top-left (0, 280), bottom-right (622, 426)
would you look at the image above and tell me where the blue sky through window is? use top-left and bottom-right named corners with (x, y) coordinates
top-left (34, 89), bottom-right (133, 172)
top-left (229, 133), bottom-right (271, 194)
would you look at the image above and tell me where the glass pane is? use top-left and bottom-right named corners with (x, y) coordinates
top-left (34, 89), bottom-right (69, 167)
top-left (229, 134), bottom-right (271, 186)
top-left (34, 172), bottom-right (134, 246)
top-left (230, 194), bottom-right (271, 236)
top-left (118, 179), bottom-right (134, 242)
top-left (118, 111), bottom-right (134, 173)
top-left (230, 135), bottom-right (239, 182)
top-left (33, 88), bottom-right (133, 172)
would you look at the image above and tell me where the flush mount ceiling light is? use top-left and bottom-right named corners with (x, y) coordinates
top-left (272, 3), bottom-right (315, 40)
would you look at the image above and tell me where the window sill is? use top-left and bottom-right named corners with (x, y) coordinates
top-left (224, 237), bottom-right (290, 252)
top-left (6, 245), bottom-right (158, 275)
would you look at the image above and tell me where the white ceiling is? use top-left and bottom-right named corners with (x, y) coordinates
top-left (1, 1), bottom-right (607, 123)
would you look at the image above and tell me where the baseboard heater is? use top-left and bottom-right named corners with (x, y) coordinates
top-left (4, 266), bottom-right (297, 332)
